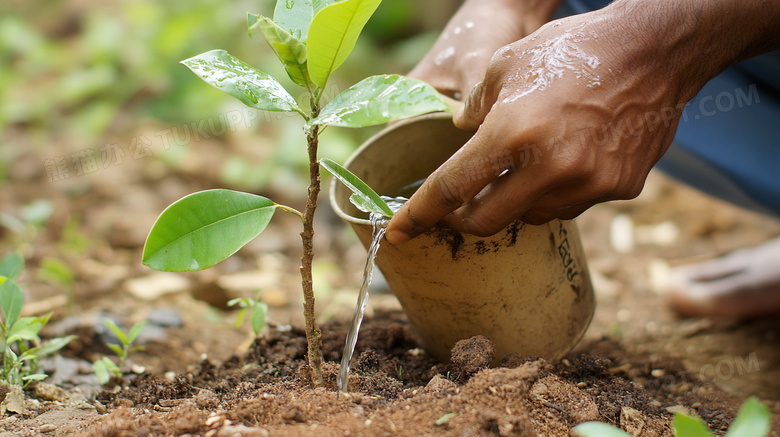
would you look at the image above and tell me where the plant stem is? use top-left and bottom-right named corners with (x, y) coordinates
top-left (300, 120), bottom-right (324, 388)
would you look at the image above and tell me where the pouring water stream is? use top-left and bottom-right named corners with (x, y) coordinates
top-left (337, 196), bottom-right (407, 392)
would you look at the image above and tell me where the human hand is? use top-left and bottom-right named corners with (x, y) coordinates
top-left (387, 5), bottom-right (694, 244)
top-left (408, 0), bottom-right (562, 100)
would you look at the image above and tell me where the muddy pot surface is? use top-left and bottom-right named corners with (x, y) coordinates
top-left (330, 113), bottom-right (595, 365)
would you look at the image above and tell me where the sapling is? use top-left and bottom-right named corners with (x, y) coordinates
top-left (573, 396), bottom-right (771, 437)
top-left (93, 319), bottom-right (147, 385)
top-left (142, 0), bottom-right (450, 387)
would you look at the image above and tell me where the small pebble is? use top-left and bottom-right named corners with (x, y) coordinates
top-left (34, 383), bottom-right (69, 402)
top-left (38, 424), bottom-right (57, 433)
top-left (147, 308), bottom-right (184, 327)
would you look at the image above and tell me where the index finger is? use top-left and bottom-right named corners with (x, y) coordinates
top-left (385, 128), bottom-right (497, 245)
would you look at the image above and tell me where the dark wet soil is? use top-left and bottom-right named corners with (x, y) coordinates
top-left (2, 312), bottom-right (742, 437)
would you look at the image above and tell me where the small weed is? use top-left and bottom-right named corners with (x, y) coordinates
top-left (93, 319), bottom-right (147, 385)
top-left (0, 252), bottom-right (75, 387)
top-left (227, 293), bottom-right (268, 337)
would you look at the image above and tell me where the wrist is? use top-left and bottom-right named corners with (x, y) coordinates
top-left (604, 0), bottom-right (780, 102)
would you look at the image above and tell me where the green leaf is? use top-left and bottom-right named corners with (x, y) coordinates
top-left (234, 307), bottom-right (247, 329)
top-left (227, 297), bottom-right (250, 308)
top-left (181, 50), bottom-right (301, 113)
top-left (309, 75), bottom-right (452, 127)
top-left (250, 15), bottom-right (312, 89)
top-left (22, 374), bottom-right (48, 382)
top-left (435, 413), bottom-right (456, 426)
top-left (319, 158), bottom-right (393, 217)
top-left (107, 344), bottom-right (124, 357)
top-left (573, 422), bottom-right (632, 437)
top-left (93, 359), bottom-right (110, 385)
top-left (725, 397), bottom-right (771, 437)
top-left (251, 301), bottom-right (268, 336)
top-left (32, 335), bottom-right (76, 358)
top-left (104, 318), bottom-right (128, 346)
top-left (0, 279), bottom-right (23, 328)
top-left (306, 0), bottom-right (382, 87)
top-left (37, 257), bottom-right (74, 286)
top-left (673, 413), bottom-right (714, 437)
top-left (143, 190), bottom-right (278, 272)
top-left (127, 321), bottom-right (147, 345)
top-left (7, 317), bottom-right (44, 343)
top-left (273, 0), bottom-right (315, 41)
top-left (0, 252), bottom-right (23, 281)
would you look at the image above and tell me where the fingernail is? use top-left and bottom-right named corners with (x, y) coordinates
top-left (385, 229), bottom-right (411, 246)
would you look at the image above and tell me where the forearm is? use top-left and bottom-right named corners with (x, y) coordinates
top-left (607, 0), bottom-right (780, 102)
top-left (473, 0), bottom-right (564, 30)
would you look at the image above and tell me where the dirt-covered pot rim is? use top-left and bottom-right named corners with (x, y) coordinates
top-left (329, 112), bottom-right (452, 226)
top-left (329, 111), bottom-right (456, 227)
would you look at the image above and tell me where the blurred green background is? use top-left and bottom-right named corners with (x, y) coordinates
top-left (0, 0), bottom-right (458, 192)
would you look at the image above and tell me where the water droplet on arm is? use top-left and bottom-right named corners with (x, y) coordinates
top-left (434, 46), bottom-right (456, 66)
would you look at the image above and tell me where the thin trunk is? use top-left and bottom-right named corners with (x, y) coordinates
top-left (300, 124), bottom-right (324, 388)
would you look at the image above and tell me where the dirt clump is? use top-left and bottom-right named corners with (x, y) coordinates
top-left (451, 335), bottom-right (496, 378)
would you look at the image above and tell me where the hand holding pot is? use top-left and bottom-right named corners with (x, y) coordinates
top-left (387, 0), bottom-right (780, 245)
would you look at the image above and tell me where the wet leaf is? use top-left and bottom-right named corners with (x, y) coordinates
top-left (143, 190), bottom-right (278, 272)
top-left (309, 75), bottom-right (451, 127)
top-left (725, 397), bottom-right (770, 437)
top-left (573, 422), bottom-right (632, 437)
top-left (273, 0), bottom-right (315, 41)
top-left (0, 252), bottom-right (23, 281)
top-left (249, 14), bottom-right (312, 89)
top-left (0, 279), bottom-right (24, 329)
top-left (672, 413), bottom-right (714, 437)
top-left (319, 158), bottom-right (393, 217)
top-left (307, 0), bottom-right (382, 87)
top-left (181, 50), bottom-right (300, 113)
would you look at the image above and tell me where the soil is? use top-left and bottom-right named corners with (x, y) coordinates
top-left (2, 114), bottom-right (780, 436)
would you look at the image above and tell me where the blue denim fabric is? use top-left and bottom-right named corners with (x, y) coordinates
top-left (557, 0), bottom-right (780, 215)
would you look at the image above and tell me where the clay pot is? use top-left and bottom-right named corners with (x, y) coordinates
top-left (329, 113), bottom-right (595, 365)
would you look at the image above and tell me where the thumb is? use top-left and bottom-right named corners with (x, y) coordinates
top-left (453, 80), bottom-right (494, 131)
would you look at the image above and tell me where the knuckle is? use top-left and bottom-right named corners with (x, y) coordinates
top-left (431, 173), bottom-right (470, 210)
top-left (589, 173), bottom-right (622, 198)
top-left (621, 179), bottom-right (645, 200)
top-left (548, 153), bottom-right (590, 183)
top-left (590, 171), bottom-right (645, 200)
